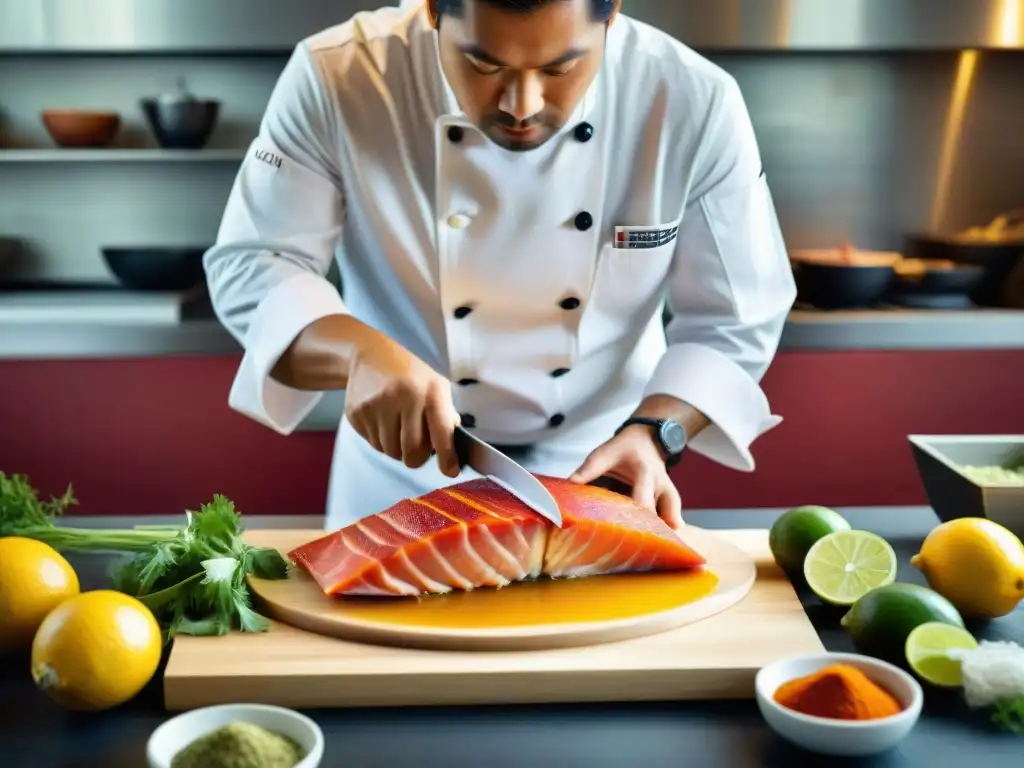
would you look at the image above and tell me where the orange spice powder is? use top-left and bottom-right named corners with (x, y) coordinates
top-left (773, 663), bottom-right (903, 721)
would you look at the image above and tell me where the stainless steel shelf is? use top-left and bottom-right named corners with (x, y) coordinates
top-left (0, 319), bottom-right (239, 358)
top-left (2, 307), bottom-right (1022, 360)
top-left (0, 149), bottom-right (246, 163)
top-left (0, 291), bottom-right (239, 357)
top-left (781, 309), bottom-right (1024, 351)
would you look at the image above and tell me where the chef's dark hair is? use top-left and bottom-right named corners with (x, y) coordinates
top-left (435, 0), bottom-right (617, 22)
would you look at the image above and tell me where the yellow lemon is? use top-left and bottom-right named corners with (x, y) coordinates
top-left (910, 518), bottom-right (1024, 619)
top-left (31, 590), bottom-right (163, 711)
top-left (0, 537), bottom-right (80, 655)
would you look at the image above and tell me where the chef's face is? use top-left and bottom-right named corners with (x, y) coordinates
top-left (431, 0), bottom-right (616, 151)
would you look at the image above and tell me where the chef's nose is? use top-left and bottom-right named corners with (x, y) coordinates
top-left (498, 73), bottom-right (544, 123)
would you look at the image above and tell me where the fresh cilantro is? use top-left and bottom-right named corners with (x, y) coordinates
top-left (112, 495), bottom-right (290, 640)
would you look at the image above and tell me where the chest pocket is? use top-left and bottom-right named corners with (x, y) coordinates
top-left (579, 219), bottom-right (680, 347)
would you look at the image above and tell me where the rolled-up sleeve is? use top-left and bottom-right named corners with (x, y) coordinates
top-left (204, 42), bottom-right (349, 435)
top-left (644, 76), bottom-right (797, 471)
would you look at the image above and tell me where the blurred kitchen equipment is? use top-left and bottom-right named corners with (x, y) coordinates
top-left (892, 258), bottom-right (985, 294)
top-left (41, 110), bottom-right (121, 148)
top-left (888, 258), bottom-right (984, 309)
top-left (101, 246), bottom-right (207, 292)
top-left (790, 245), bottom-right (900, 309)
top-left (0, 236), bottom-right (24, 278)
top-left (908, 435), bottom-right (1024, 538)
top-left (1003, 257), bottom-right (1024, 308)
top-left (904, 210), bottom-right (1024, 307)
top-left (140, 78), bottom-right (220, 149)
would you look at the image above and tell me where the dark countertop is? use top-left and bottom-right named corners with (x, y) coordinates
top-left (2, 506), bottom-right (1023, 767)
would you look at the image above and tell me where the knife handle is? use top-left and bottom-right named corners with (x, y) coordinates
top-left (452, 427), bottom-right (470, 470)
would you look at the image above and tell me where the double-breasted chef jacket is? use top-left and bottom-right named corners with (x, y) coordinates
top-left (204, 0), bottom-right (798, 530)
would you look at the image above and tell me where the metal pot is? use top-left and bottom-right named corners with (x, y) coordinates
top-left (140, 78), bottom-right (220, 150)
top-left (904, 210), bottom-right (1024, 307)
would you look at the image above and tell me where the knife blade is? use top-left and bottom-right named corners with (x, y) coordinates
top-left (453, 427), bottom-right (563, 527)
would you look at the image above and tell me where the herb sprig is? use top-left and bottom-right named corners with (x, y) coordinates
top-left (991, 697), bottom-right (1024, 734)
top-left (111, 495), bottom-right (289, 639)
top-left (1, 472), bottom-right (289, 640)
top-left (0, 472), bottom-right (178, 551)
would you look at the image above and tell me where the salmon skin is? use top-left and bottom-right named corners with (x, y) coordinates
top-left (288, 476), bottom-right (706, 598)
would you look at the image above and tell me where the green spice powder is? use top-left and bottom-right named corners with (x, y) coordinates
top-left (170, 722), bottom-right (306, 768)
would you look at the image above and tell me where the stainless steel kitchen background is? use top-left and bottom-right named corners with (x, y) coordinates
top-left (1, 0), bottom-right (1023, 281)
top-left (3, 0), bottom-right (1023, 51)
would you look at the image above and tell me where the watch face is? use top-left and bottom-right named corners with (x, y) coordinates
top-left (660, 420), bottom-right (688, 454)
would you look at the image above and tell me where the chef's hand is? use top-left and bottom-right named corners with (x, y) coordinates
top-left (345, 333), bottom-right (462, 478)
top-left (569, 425), bottom-right (684, 530)
top-left (569, 395), bottom-right (712, 531)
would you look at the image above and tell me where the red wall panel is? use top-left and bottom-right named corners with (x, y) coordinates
top-left (674, 349), bottom-right (1024, 510)
top-left (2, 350), bottom-right (1022, 517)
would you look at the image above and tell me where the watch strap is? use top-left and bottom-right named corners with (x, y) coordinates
top-left (615, 417), bottom-right (686, 467)
top-left (614, 417), bottom-right (664, 435)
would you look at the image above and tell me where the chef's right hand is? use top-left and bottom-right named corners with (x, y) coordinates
top-left (345, 333), bottom-right (462, 477)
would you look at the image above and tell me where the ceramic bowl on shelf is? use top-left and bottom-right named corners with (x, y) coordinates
top-left (41, 109), bottom-right (121, 148)
top-left (101, 246), bottom-right (208, 292)
top-left (147, 703), bottom-right (324, 768)
top-left (908, 434), bottom-right (1024, 537)
top-left (755, 652), bottom-right (923, 757)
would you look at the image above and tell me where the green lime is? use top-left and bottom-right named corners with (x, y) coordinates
top-left (905, 621), bottom-right (978, 688)
top-left (769, 505), bottom-right (851, 579)
top-left (803, 530), bottom-right (898, 605)
top-left (841, 582), bottom-right (965, 663)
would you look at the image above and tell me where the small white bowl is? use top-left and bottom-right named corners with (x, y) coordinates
top-left (147, 703), bottom-right (324, 768)
top-left (755, 652), bottom-right (923, 757)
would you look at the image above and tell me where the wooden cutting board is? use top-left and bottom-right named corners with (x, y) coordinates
top-left (163, 528), bottom-right (825, 710)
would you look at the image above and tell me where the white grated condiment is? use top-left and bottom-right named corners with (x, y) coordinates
top-left (958, 464), bottom-right (1024, 487)
top-left (956, 641), bottom-right (1024, 708)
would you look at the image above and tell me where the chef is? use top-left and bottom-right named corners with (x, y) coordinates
top-left (204, 0), bottom-right (797, 531)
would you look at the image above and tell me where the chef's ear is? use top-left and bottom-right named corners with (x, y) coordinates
top-left (426, 0), bottom-right (440, 29)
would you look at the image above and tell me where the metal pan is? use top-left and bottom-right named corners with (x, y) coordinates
top-left (903, 210), bottom-right (1024, 307)
top-left (891, 259), bottom-right (985, 296)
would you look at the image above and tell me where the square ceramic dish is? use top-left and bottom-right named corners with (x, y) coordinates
top-left (908, 434), bottom-right (1024, 536)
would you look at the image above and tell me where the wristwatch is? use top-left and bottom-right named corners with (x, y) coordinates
top-left (615, 417), bottom-right (688, 467)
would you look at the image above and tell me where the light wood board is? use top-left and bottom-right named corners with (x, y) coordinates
top-left (247, 526), bottom-right (756, 651)
top-left (163, 529), bottom-right (825, 710)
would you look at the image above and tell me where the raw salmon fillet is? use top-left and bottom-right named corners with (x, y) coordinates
top-left (289, 476), bottom-right (706, 597)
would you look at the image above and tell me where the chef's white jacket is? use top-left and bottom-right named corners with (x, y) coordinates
top-left (204, 0), bottom-right (797, 528)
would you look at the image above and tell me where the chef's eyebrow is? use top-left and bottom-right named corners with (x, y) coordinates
top-left (459, 45), bottom-right (586, 68)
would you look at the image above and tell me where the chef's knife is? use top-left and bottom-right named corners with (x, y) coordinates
top-left (453, 427), bottom-right (563, 527)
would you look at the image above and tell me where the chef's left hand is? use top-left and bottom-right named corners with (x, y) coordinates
top-left (569, 424), bottom-right (684, 530)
